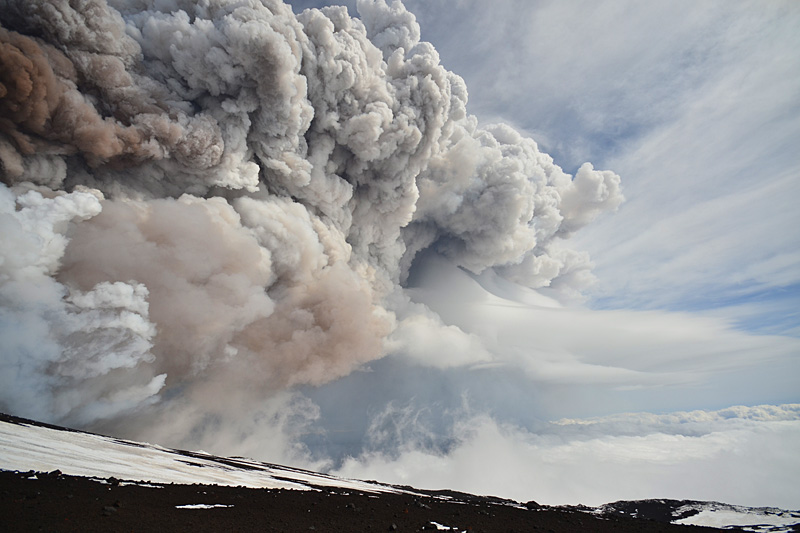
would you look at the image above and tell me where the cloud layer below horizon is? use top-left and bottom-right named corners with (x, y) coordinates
top-left (333, 403), bottom-right (800, 509)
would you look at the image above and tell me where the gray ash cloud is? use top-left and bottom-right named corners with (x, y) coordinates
top-left (0, 0), bottom-right (621, 440)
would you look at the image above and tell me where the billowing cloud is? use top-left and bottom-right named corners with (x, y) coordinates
top-left (0, 9), bottom-right (225, 185)
top-left (407, 122), bottom-right (621, 286)
top-left (0, 184), bottom-right (162, 425)
top-left (0, 0), bottom-right (621, 443)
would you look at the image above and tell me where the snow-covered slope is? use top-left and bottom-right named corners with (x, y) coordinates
top-left (674, 502), bottom-right (800, 531)
top-left (0, 414), bottom-right (410, 494)
top-left (2, 413), bottom-right (799, 532)
top-left (572, 499), bottom-right (800, 533)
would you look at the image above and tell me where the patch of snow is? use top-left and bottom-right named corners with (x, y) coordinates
top-left (118, 481), bottom-right (163, 488)
top-left (675, 506), bottom-right (800, 532)
top-left (175, 504), bottom-right (233, 509)
top-left (429, 522), bottom-right (465, 532)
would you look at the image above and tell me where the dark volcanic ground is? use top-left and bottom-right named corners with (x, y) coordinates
top-left (0, 469), bottom-right (724, 533)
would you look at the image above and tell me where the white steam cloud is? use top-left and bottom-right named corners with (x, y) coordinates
top-left (0, 0), bottom-right (621, 450)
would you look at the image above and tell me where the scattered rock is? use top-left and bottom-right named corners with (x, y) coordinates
top-left (1, 468), bottom-right (761, 532)
top-left (102, 505), bottom-right (118, 516)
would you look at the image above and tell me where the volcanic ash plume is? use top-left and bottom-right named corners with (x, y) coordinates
top-left (0, 0), bottom-right (621, 445)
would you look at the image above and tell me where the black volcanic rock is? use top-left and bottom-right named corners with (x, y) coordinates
top-left (0, 470), bottom-right (724, 532)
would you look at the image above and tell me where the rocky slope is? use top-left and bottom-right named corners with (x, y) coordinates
top-left (2, 414), bottom-right (798, 532)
